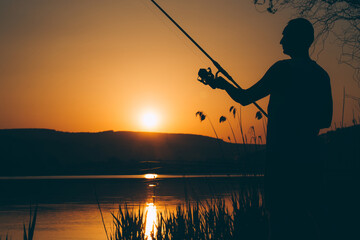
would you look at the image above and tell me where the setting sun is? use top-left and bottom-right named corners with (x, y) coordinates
top-left (141, 111), bottom-right (159, 130)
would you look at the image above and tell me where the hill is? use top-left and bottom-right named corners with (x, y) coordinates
top-left (0, 129), bottom-right (264, 176)
top-left (1, 125), bottom-right (358, 176)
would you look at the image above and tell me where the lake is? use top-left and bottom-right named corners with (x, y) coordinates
top-left (0, 174), bottom-right (264, 240)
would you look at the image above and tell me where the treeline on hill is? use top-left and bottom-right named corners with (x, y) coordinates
top-left (0, 129), bottom-right (265, 176)
top-left (0, 126), bottom-right (358, 176)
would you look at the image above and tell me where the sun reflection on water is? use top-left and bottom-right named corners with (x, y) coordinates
top-left (144, 174), bottom-right (158, 179)
top-left (145, 202), bottom-right (157, 239)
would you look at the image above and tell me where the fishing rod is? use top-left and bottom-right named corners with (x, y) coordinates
top-left (150, 0), bottom-right (268, 118)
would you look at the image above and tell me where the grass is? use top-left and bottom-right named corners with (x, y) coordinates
top-left (110, 189), bottom-right (268, 240)
top-left (219, 116), bottom-right (237, 144)
top-left (110, 205), bottom-right (146, 240)
top-left (231, 106), bottom-right (247, 150)
top-left (196, 111), bottom-right (225, 160)
top-left (1, 206), bottom-right (38, 240)
top-left (23, 205), bottom-right (37, 240)
top-left (195, 111), bottom-right (219, 140)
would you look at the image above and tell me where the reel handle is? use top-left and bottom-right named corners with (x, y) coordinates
top-left (198, 67), bottom-right (216, 89)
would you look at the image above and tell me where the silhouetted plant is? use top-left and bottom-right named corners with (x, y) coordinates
top-left (196, 111), bottom-right (219, 140)
top-left (196, 111), bottom-right (225, 160)
top-left (111, 190), bottom-right (268, 240)
top-left (255, 111), bottom-right (267, 140)
top-left (352, 109), bottom-right (357, 126)
top-left (110, 205), bottom-right (146, 240)
top-left (230, 106), bottom-right (247, 152)
top-left (195, 111), bottom-right (206, 122)
top-left (231, 189), bottom-right (268, 240)
top-left (0, 234), bottom-right (9, 240)
top-left (1, 207), bottom-right (37, 240)
top-left (219, 116), bottom-right (226, 123)
top-left (219, 116), bottom-right (237, 144)
top-left (23, 206), bottom-right (37, 240)
top-left (255, 111), bottom-right (262, 120)
top-left (248, 126), bottom-right (256, 144)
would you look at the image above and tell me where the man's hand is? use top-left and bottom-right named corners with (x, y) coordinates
top-left (211, 76), bottom-right (230, 90)
top-left (197, 68), bottom-right (232, 90)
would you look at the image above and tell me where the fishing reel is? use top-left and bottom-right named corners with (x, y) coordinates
top-left (197, 67), bottom-right (220, 89)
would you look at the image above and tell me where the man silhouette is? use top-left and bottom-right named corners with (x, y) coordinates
top-left (202, 18), bottom-right (333, 239)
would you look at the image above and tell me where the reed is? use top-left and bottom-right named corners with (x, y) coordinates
top-left (1, 206), bottom-right (37, 240)
top-left (219, 116), bottom-right (237, 144)
top-left (255, 111), bottom-right (267, 140)
top-left (195, 111), bottom-right (219, 140)
top-left (0, 234), bottom-right (8, 240)
top-left (230, 106), bottom-right (247, 152)
top-left (24, 206), bottom-right (37, 240)
top-left (111, 190), bottom-right (268, 240)
top-left (196, 111), bottom-right (225, 160)
top-left (110, 205), bottom-right (146, 240)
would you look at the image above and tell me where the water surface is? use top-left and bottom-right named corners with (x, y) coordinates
top-left (0, 174), bottom-right (263, 240)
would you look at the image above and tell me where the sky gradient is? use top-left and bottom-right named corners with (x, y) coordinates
top-left (0, 0), bottom-right (359, 141)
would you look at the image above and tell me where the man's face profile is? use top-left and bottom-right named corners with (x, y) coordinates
top-left (280, 30), bottom-right (291, 55)
top-left (280, 26), bottom-right (297, 56)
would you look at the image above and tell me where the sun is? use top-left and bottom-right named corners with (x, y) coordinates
top-left (141, 111), bottom-right (159, 130)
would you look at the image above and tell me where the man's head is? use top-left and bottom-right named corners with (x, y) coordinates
top-left (280, 18), bottom-right (314, 57)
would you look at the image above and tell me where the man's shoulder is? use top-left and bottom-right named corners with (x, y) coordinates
top-left (311, 61), bottom-right (330, 78)
top-left (274, 59), bottom-right (329, 78)
top-left (273, 59), bottom-right (291, 66)
top-left (266, 60), bottom-right (291, 75)
top-left (269, 59), bottom-right (292, 70)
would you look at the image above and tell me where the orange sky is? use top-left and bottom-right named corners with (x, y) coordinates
top-left (0, 0), bottom-right (359, 141)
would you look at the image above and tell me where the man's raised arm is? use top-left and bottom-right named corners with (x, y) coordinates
top-left (212, 62), bottom-right (281, 106)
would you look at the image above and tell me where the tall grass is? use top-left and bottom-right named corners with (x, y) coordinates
top-left (255, 111), bottom-right (267, 140)
top-left (1, 206), bottom-right (37, 240)
top-left (24, 206), bottom-right (37, 240)
top-left (195, 111), bottom-right (219, 140)
top-left (0, 234), bottom-right (9, 240)
top-left (219, 116), bottom-right (237, 144)
top-left (110, 205), bottom-right (146, 240)
top-left (196, 111), bottom-right (225, 160)
top-left (230, 106), bottom-right (247, 152)
top-left (110, 190), bottom-right (268, 240)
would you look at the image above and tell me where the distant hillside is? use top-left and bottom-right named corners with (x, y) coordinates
top-left (0, 129), bottom-right (264, 176)
top-left (1, 126), bottom-right (358, 176)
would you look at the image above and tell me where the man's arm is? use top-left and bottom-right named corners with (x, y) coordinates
top-left (225, 77), bottom-right (271, 106)
top-left (214, 62), bottom-right (281, 106)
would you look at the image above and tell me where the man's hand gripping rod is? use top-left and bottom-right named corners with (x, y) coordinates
top-left (150, 0), bottom-right (267, 118)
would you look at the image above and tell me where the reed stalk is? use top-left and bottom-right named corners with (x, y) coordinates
top-left (110, 189), bottom-right (268, 240)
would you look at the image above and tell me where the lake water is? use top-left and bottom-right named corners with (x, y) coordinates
top-left (0, 174), bottom-right (264, 240)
